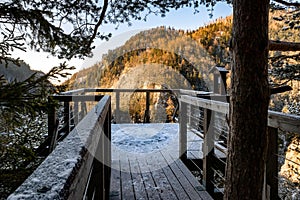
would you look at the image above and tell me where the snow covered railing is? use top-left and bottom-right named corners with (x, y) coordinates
top-left (46, 95), bottom-right (104, 154)
top-left (179, 94), bottom-right (300, 199)
top-left (8, 95), bottom-right (111, 200)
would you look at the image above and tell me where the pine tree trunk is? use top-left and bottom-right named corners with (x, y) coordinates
top-left (224, 1), bottom-right (270, 199)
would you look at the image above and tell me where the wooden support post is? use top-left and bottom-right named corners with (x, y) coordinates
top-left (79, 101), bottom-right (84, 121)
top-left (88, 136), bottom-right (105, 199)
top-left (179, 101), bottom-right (188, 163)
top-left (265, 127), bottom-right (279, 200)
top-left (85, 97), bottom-right (111, 200)
top-left (82, 101), bottom-right (87, 116)
top-left (202, 108), bottom-right (214, 194)
top-left (213, 74), bottom-right (219, 94)
top-left (64, 101), bottom-right (70, 133)
top-left (145, 91), bottom-right (150, 123)
top-left (104, 103), bottom-right (111, 199)
top-left (48, 99), bottom-right (57, 153)
top-left (74, 101), bottom-right (79, 125)
top-left (220, 72), bottom-right (227, 95)
top-left (80, 91), bottom-right (87, 120)
top-left (115, 91), bottom-right (120, 123)
top-left (188, 104), bottom-right (192, 128)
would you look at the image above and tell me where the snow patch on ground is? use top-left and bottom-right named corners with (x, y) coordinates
top-left (111, 123), bottom-right (179, 154)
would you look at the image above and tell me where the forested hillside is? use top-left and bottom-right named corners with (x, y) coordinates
top-left (67, 11), bottom-right (299, 116)
top-left (67, 26), bottom-right (216, 91)
top-left (68, 11), bottom-right (300, 125)
top-left (189, 16), bottom-right (232, 66)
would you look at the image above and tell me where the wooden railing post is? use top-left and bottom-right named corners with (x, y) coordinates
top-left (187, 104), bottom-right (192, 127)
top-left (179, 101), bottom-right (188, 162)
top-left (74, 101), bottom-right (79, 125)
top-left (115, 91), bottom-right (120, 123)
top-left (84, 97), bottom-right (111, 200)
top-left (48, 98), bottom-right (57, 153)
top-left (79, 101), bottom-right (86, 121)
top-left (104, 103), bottom-right (111, 199)
top-left (265, 127), bottom-right (279, 200)
top-left (202, 108), bottom-right (214, 194)
top-left (64, 101), bottom-right (70, 133)
top-left (144, 91), bottom-right (150, 123)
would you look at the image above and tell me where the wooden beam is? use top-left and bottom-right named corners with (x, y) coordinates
top-left (53, 95), bottom-right (104, 102)
top-left (269, 40), bottom-right (300, 51)
top-left (180, 95), bottom-right (229, 114)
top-left (179, 101), bottom-right (188, 162)
top-left (268, 111), bottom-right (300, 133)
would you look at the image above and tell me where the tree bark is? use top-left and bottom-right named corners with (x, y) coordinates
top-left (224, 0), bottom-right (270, 199)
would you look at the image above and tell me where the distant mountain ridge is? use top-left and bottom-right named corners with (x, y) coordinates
top-left (0, 61), bottom-right (44, 82)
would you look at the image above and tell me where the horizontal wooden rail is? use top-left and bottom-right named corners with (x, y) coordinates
top-left (268, 110), bottom-right (300, 133)
top-left (59, 88), bottom-right (86, 95)
top-left (180, 95), bottom-right (300, 133)
top-left (180, 95), bottom-right (229, 114)
top-left (52, 95), bottom-right (104, 102)
top-left (9, 95), bottom-right (112, 200)
top-left (63, 88), bottom-right (180, 94)
top-left (178, 90), bottom-right (212, 96)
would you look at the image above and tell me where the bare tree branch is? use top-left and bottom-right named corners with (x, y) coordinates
top-left (269, 40), bottom-right (300, 51)
top-left (87, 0), bottom-right (109, 48)
top-left (269, 52), bottom-right (300, 62)
top-left (273, 0), bottom-right (300, 7)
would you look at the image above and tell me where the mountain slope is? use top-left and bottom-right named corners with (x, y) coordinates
top-left (0, 61), bottom-right (44, 82)
top-left (68, 26), bottom-right (216, 91)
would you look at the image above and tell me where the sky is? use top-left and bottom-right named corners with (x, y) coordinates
top-left (13, 2), bottom-right (232, 78)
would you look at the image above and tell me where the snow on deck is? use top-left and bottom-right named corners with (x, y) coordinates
top-left (112, 123), bottom-right (179, 154)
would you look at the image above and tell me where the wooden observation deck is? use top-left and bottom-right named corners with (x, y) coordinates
top-left (8, 88), bottom-right (300, 200)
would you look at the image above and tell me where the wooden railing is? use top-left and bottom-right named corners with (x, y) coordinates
top-left (58, 88), bottom-right (181, 124)
top-left (37, 88), bottom-right (189, 156)
top-left (179, 94), bottom-right (300, 199)
top-left (8, 95), bottom-right (111, 199)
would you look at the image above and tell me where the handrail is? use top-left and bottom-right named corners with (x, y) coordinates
top-left (268, 110), bottom-right (300, 133)
top-left (62, 88), bottom-right (180, 93)
top-left (180, 95), bottom-right (229, 114)
top-left (8, 95), bottom-right (111, 200)
top-left (180, 94), bottom-right (300, 133)
top-left (179, 94), bottom-right (300, 199)
top-left (179, 89), bottom-right (212, 96)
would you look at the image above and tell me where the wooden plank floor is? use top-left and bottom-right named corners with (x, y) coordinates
top-left (109, 123), bottom-right (213, 200)
top-left (109, 151), bottom-right (213, 200)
